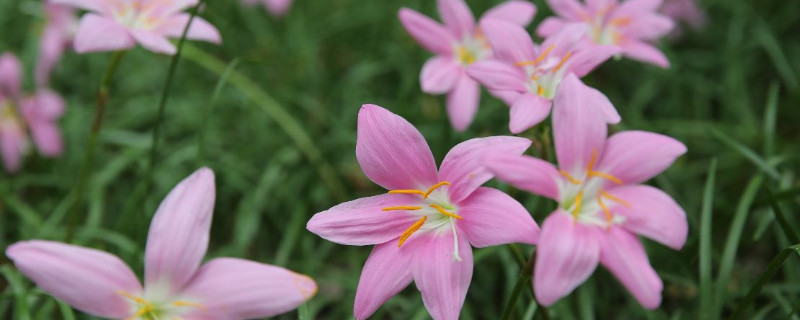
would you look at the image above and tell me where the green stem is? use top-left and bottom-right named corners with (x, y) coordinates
top-left (197, 58), bottom-right (240, 165)
top-left (144, 0), bottom-right (204, 193)
top-left (501, 249), bottom-right (548, 320)
top-left (728, 244), bottom-right (800, 319)
top-left (181, 44), bottom-right (348, 201)
top-left (507, 244), bottom-right (526, 269)
top-left (66, 50), bottom-right (125, 242)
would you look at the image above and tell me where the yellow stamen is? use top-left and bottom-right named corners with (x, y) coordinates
top-left (398, 216), bottom-right (427, 247)
top-left (553, 51), bottom-right (573, 72)
top-left (597, 195), bottom-right (613, 222)
top-left (588, 171), bottom-right (623, 184)
top-left (423, 181), bottom-right (451, 198)
top-left (118, 291), bottom-right (148, 304)
top-left (458, 46), bottom-right (476, 65)
top-left (382, 206), bottom-right (423, 211)
top-left (515, 45), bottom-right (555, 66)
top-left (559, 170), bottom-right (581, 185)
top-left (586, 149), bottom-right (598, 172)
top-left (600, 190), bottom-right (631, 207)
top-left (429, 204), bottom-right (463, 220)
top-left (388, 189), bottom-right (426, 197)
top-left (572, 191), bottom-right (583, 219)
top-left (125, 306), bottom-right (153, 320)
top-left (610, 17), bottom-right (632, 26)
top-left (173, 301), bottom-right (207, 310)
top-left (537, 84), bottom-right (544, 96)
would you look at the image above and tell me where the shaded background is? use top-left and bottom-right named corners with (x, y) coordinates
top-left (1, 0), bottom-right (799, 318)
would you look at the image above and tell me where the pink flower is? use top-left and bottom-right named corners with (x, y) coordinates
top-left (537, 0), bottom-right (675, 68)
top-left (241, 0), bottom-right (293, 16)
top-left (6, 168), bottom-right (317, 319)
top-left (485, 74), bottom-right (688, 308)
top-left (53, 0), bottom-right (222, 54)
top-left (0, 53), bottom-right (66, 173)
top-left (467, 19), bottom-right (619, 133)
top-left (307, 104), bottom-right (539, 320)
top-left (661, 0), bottom-right (706, 38)
top-left (398, 0), bottom-right (537, 131)
top-left (36, 2), bottom-right (78, 86)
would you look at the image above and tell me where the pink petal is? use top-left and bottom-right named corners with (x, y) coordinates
top-left (599, 227), bottom-right (663, 309)
top-left (130, 30), bottom-right (177, 55)
top-left (621, 41), bottom-right (670, 68)
top-left (481, 1), bottom-right (537, 26)
top-left (155, 14), bottom-right (222, 44)
top-left (539, 24), bottom-right (586, 58)
top-left (484, 154), bottom-right (561, 200)
top-left (5, 240), bottom-right (142, 318)
top-left (73, 14), bottom-right (135, 53)
top-left (21, 92), bottom-right (65, 156)
top-left (545, 0), bottom-right (589, 20)
top-left (420, 56), bottom-right (461, 94)
top-left (489, 88), bottom-right (522, 106)
top-left (585, 0), bottom-right (617, 12)
top-left (446, 74), bottom-right (480, 131)
top-left (597, 130), bottom-right (686, 186)
top-left (479, 19), bottom-right (536, 64)
top-left (437, 0), bottom-right (476, 39)
top-left (306, 194), bottom-right (423, 246)
top-left (354, 239), bottom-right (422, 319)
top-left (412, 233), bottom-right (473, 320)
top-left (36, 25), bottom-right (70, 86)
top-left (356, 104), bottom-right (439, 190)
top-left (0, 124), bottom-right (26, 173)
top-left (509, 93), bottom-right (551, 134)
top-left (144, 168), bottom-right (216, 292)
top-left (624, 14), bottom-right (675, 40)
top-left (466, 60), bottom-right (526, 92)
top-left (604, 185), bottom-right (688, 249)
top-left (458, 187), bottom-right (539, 247)
top-left (51, 0), bottom-right (112, 14)
top-left (398, 8), bottom-right (456, 55)
top-left (181, 258), bottom-right (315, 318)
top-left (265, 0), bottom-right (293, 16)
top-left (536, 17), bottom-right (568, 38)
top-left (613, 0), bottom-right (662, 18)
top-left (567, 44), bottom-right (620, 77)
top-left (141, 0), bottom-right (199, 16)
top-left (0, 53), bottom-right (22, 97)
top-left (552, 74), bottom-right (613, 173)
top-left (534, 213), bottom-right (601, 306)
top-left (440, 136), bottom-right (531, 202)
top-left (25, 88), bottom-right (66, 119)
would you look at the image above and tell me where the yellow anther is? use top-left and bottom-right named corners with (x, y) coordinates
top-left (388, 189), bottom-right (426, 197)
top-left (458, 47), bottom-right (476, 65)
top-left (553, 51), bottom-right (573, 72)
top-left (429, 204), bottom-right (463, 220)
top-left (398, 216), bottom-right (427, 247)
top-left (599, 190), bottom-right (631, 207)
top-left (173, 301), bottom-right (207, 310)
top-left (424, 181), bottom-right (451, 198)
top-left (516, 45), bottom-right (555, 66)
top-left (382, 206), bottom-right (423, 211)
top-left (572, 191), bottom-right (583, 219)
top-left (588, 171), bottom-right (623, 184)
top-left (537, 84), bottom-right (544, 96)
top-left (118, 291), bottom-right (148, 304)
top-left (559, 170), bottom-right (582, 185)
top-left (597, 195), bottom-right (613, 222)
top-left (586, 149), bottom-right (599, 172)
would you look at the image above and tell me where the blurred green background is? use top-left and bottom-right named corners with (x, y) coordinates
top-left (1, 0), bottom-right (799, 318)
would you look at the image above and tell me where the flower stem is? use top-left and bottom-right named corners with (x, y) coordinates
top-left (66, 50), bottom-right (125, 242)
top-left (728, 244), bottom-right (800, 319)
top-left (501, 248), bottom-right (549, 320)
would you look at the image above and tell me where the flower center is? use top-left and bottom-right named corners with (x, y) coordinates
top-left (454, 34), bottom-right (490, 67)
top-left (0, 99), bottom-right (24, 129)
top-left (558, 150), bottom-right (630, 227)
top-left (585, 5), bottom-right (631, 46)
top-left (383, 181), bottom-right (463, 260)
top-left (119, 291), bottom-right (205, 320)
top-left (514, 45), bottom-right (573, 99)
top-left (112, 0), bottom-right (159, 29)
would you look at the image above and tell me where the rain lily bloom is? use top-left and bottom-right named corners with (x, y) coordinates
top-left (307, 105), bottom-right (540, 320)
top-left (6, 168), bottom-right (317, 319)
top-left (241, 0), bottom-right (293, 16)
top-left (53, 0), bottom-right (222, 54)
top-left (467, 19), bottom-right (619, 133)
top-left (537, 0), bottom-right (675, 68)
top-left (485, 74), bottom-right (688, 308)
top-left (661, 0), bottom-right (706, 38)
top-left (36, 1), bottom-right (78, 86)
top-left (0, 53), bottom-right (66, 173)
top-left (398, 0), bottom-right (537, 131)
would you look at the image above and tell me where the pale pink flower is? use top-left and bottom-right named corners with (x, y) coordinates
top-left (241, 0), bottom-right (293, 16)
top-left (467, 19), bottom-right (619, 133)
top-left (485, 74), bottom-right (688, 308)
top-left (6, 168), bottom-right (317, 319)
top-left (661, 0), bottom-right (706, 38)
top-left (399, 0), bottom-right (537, 131)
top-left (53, 0), bottom-right (222, 54)
top-left (0, 53), bottom-right (66, 173)
top-left (36, 2), bottom-right (78, 86)
top-left (307, 105), bottom-right (539, 320)
top-left (537, 0), bottom-right (675, 68)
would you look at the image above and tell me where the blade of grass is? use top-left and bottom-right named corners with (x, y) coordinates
top-left (55, 300), bottom-right (75, 320)
top-left (755, 22), bottom-right (799, 91)
top-left (197, 58), bottom-right (241, 166)
top-left (764, 185), bottom-right (800, 244)
top-left (0, 265), bottom-right (32, 320)
top-left (763, 82), bottom-right (779, 157)
top-left (710, 128), bottom-right (780, 180)
top-left (699, 159), bottom-right (717, 319)
top-left (713, 175), bottom-right (764, 318)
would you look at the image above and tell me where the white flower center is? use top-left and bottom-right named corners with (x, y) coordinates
top-left (453, 33), bottom-right (491, 67)
top-left (112, 0), bottom-right (160, 30)
top-left (119, 284), bottom-right (204, 320)
top-left (513, 45), bottom-right (573, 100)
top-left (557, 150), bottom-right (629, 228)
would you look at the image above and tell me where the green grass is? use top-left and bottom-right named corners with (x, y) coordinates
top-left (1, 0), bottom-right (800, 319)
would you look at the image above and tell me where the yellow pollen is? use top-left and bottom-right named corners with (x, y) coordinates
top-left (382, 206), bottom-right (423, 211)
top-left (458, 46), bottom-right (476, 65)
top-left (429, 204), bottom-right (463, 220)
top-left (515, 45), bottom-right (555, 66)
top-left (597, 195), bottom-right (613, 222)
top-left (424, 181), bottom-right (451, 198)
top-left (559, 170), bottom-right (582, 185)
top-left (398, 216), bottom-right (427, 247)
top-left (537, 84), bottom-right (544, 96)
top-left (388, 189), bottom-right (426, 197)
top-left (572, 191), bottom-right (583, 219)
top-left (600, 190), bottom-right (631, 207)
top-left (553, 51), bottom-right (572, 72)
top-left (588, 171), bottom-right (623, 184)
top-left (172, 301), bottom-right (207, 310)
